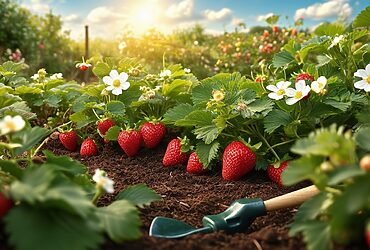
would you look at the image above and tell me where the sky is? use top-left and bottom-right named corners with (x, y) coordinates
top-left (19, 0), bottom-right (369, 40)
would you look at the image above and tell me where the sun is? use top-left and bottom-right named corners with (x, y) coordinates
top-left (129, 1), bottom-right (160, 33)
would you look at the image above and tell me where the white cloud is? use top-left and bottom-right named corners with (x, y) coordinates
top-left (231, 18), bottom-right (245, 26)
top-left (63, 14), bottom-right (80, 23)
top-left (86, 6), bottom-right (125, 24)
top-left (22, 0), bottom-right (50, 13)
top-left (166, 0), bottom-right (193, 19)
top-left (295, 0), bottom-right (352, 20)
top-left (256, 12), bottom-right (274, 22)
top-left (203, 8), bottom-right (232, 22)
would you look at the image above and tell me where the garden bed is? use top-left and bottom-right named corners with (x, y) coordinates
top-left (48, 137), bottom-right (307, 250)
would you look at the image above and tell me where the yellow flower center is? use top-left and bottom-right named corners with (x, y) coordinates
top-left (294, 91), bottom-right (303, 99)
top-left (113, 79), bottom-right (121, 88)
top-left (277, 89), bottom-right (285, 96)
top-left (5, 121), bottom-right (17, 132)
top-left (367, 75), bottom-right (370, 84)
top-left (212, 90), bottom-right (225, 102)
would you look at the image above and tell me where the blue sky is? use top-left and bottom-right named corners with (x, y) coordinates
top-left (19, 0), bottom-right (369, 40)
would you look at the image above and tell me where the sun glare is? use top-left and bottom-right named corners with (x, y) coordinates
top-left (129, 1), bottom-right (160, 33)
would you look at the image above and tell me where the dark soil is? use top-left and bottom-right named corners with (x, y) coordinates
top-left (1, 136), bottom-right (361, 250)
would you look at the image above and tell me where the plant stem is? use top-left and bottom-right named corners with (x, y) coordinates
top-left (32, 137), bottom-right (49, 157)
top-left (92, 188), bottom-right (103, 205)
top-left (271, 139), bottom-right (296, 148)
top-left (253, 124), bottom-right (281, 161)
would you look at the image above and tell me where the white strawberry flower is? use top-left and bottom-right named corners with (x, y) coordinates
top-left (31, 74), bottom-right (39, 81)
top-left (266, 81), bottom-right (291, 100)
top-left (329, 35), bottom-right (344, 49)
top-left (92, 169), bottom-right (114, 193)
top-left (311, 76), bottom-right (327, 94)
top-left (285, 80), bottom-right (311, 105)
top-left (50, 73), bottom-right (63, 80)
top-left (118, 41), bottom-right (127, 51)
top-left (354, 63), bottom-right (370, 92)
top-left (103, 70), bottom-right (130, 96)
top-left (184, 68), bottom-right (191, 73)
top-left (0, 115), bottom-right (26, 135)
top-left (159, 69), bottom-right (171, 78)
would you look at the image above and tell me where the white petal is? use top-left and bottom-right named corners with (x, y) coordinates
top-left (295, 80), bottom-right (306, 90)
top-left (119, 72), bottom-right (128, 82)
top-left (266, 85), bottom-right (278, 92)
top-left (281, 81), bottom-right (291, 89)
top-left (268, 93), bottom-right (283, 100)
top-left (285, 88), bottom-right (296, 97)
top-left (13, 116), bottom-right (25, 131)
top-left (121, 81), bottom-right (130, 90)
top-left (354, 69), bottom-right (368, 78)
top-left (93, 169), bottom-right (103, 183)
top-left (364, 84), bottom-right (370, 92)
top-left (106, 86), bottom-right (115, 91)
top-left (112, 88), bottom-right (122, 95)
top-left (302, 86), bottom-right (311, 96)
top-left (286, 97), bottom-right (298, 105)
top-left (365, 64), bottom-right (370, 75)
top-left (317, 76), bottom-right (327, 85)
top-left (109, 70), bottom-right (119, 78)
top-left (103, 76), bottom-right (113, 85)
top-left (311, 81), bottom-right (320, 93)
top-left (354, 80), bottom-right (367, 89)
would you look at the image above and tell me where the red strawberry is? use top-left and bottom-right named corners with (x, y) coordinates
top-left (80, 138), bottom-right (97, 157)
top-left (263, 30), bottom-right (269, 38)
top-left (295, 72), bottom-right (314, 82)
top-left (272, 25), bottom-right (279, 33)
top-left (163, 138), bottom-right (190, 167)
top-left (0, 192), bottom-right (13, 219)
top-left (291, 28), bottom-right (298, 36)
top-left (59, 131), bottom-right (78, 151)
top-left (80, 65), bottom-right (88, 71)
top-left (187, 152), bottom-right (206, 174)
top-left (118, 130), bottom-right (142, 157)
top-left (140, 122), bottom-right (166, 149)
top-left (98, 118), bottom-right (115, 136)
top-left (222, 141), bottom-right (256, 181)
top-left (267, 161), bottom-right (289, 186)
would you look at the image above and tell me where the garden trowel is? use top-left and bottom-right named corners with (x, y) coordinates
top-left (149, 185), bottom-right (319, 238)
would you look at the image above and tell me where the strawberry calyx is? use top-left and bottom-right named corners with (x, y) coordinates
top-left (236, 137), bottom-right (262, 152)
top-left (179, 136), bottom-right (193, 153)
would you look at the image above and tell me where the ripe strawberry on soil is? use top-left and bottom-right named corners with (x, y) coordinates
top-left (140, 122), bottom-right (166, 149)
top-left (163, 138), bottom-right (190, 167)
top-left (267, 161), bottom-right (289, 186)
top-left (98, 118), bottom-right (115, 136)
top-left (80, 138), bottom-right (98, 157)
top-left (222, 141), bottom-right (256, 181)
top-left (0, 192), bottom-right (13, 219)
top-left (187, 152), bottom-right (206, 174)
top-left (118, 130), bottom-right (143, 157)
top-left (59, 131), bottom-right (78, 151)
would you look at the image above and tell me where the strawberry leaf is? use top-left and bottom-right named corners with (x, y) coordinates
top-left (195, 141), bottom-right (220, 167)
top-left (193, 124), bottom-right (220, 144)
top-left (354, 126), bottom-right (370, 151)
top-left (175, 110), bottom-right (213, 127)
top-left (163, 103), bottom-right (196, 124)
top-left (264, 109), bottom-right (292, 134)
top-left (95, 200), bottom-right (141, 242)
top-left (116, 183), bottom-right (161, 208)
top-left (353, 6), bottom-right (370, 28)
top-left (12, 126), bottom-right (49, 155)
top-left (106, 101), bottom-right (125, 116)
top-left (5, 205), bottom-right (103, 250)
top-left (105, 126), bottom-right (121, 141)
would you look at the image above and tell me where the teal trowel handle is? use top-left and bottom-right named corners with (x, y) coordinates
top-left (202, 185), bottom-right (319, 233)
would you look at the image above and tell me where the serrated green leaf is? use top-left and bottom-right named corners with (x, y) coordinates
top-left (272, 50), bottom-right (295, 68)
top-left (43, 150), bottom-right (86, 176)
top-left (95, 200), bottom-right (140, 242)
top-left (163, 104), bottom-right (196, 124)
top-left (290, 220), bottom-right (331, 250)
top-left (354, 126), bottom-right (370, 151)
top-left (106, 100), bottom-right (125, 116)
top-left (175, 110), bottom-right (213, 127)
top-left (15, 86), bottom-right (43, 94)
top-left (0, 160), bottom-right (23, 179)
top-left (290, 192), bottom-right (327, 235)
top-left (327, 166), bottom-right (364, 185)
top-left (195, 141), bottom-right (220, 167)
top-left (5, 205), bottom-right (103, 250)
top-left (193, 124), bottom-right (220, 144)
top-left (93, 62), bottom-right (111, 78)
top-left (70, 110), bottom-right (95, 129)
top-left (105, 126), bottom-right (121, 141)
top-left (0, 101), bottom-right (36, 119)
top-left (116, 183), bottom-right (160, 208)
top-left (282, 156), bottom-right (324, 186)
top-left (13, 127), bottom-right (49, 155)
top-left (314, 22), bottom-right (345, 36)
top-left (162, 79), bottom-right (191, 97)
top-left (353, 6), bottom-right (370, 28)
top-left (264, 109), bottom-right (292, 134)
